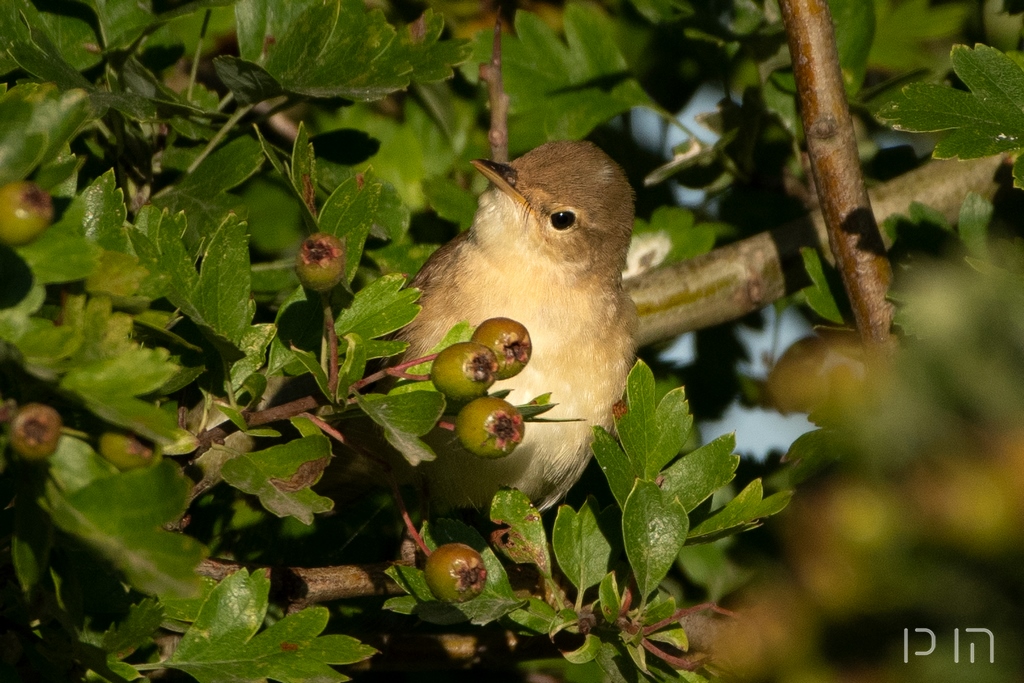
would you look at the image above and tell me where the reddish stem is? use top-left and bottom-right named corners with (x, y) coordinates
top-left (642, 602), bottom-right (736, 635)
top-left (349, 353), bottom-right (438, 393)
top-left (387, 472), bottom-right (430, 557)
top-left (641, 638), bottom-right (705, 671)
top-left (299, 412), bottom-right (346, 444)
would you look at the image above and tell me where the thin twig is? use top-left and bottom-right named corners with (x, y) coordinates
top-left (186, 9), bottom-right (211, 103)
top-left (479, 17), bottom-right (509, 163)
top-left (387, 470), bottom-right (431, 556)
top-left (195, 395), bottom-right (322, 451)
top-left (642, 602), bottom-right (736, 635)
top-left (299, 412), bottom-right (346, 444)
top-left (778, 0), bottom-right (894, 349)
top-left (349, 353), bottom-right (437, 392)
top-left (641, 638), bottom-right (706, 671)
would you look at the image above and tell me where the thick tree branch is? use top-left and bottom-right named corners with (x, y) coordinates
top-left (197, 558), bottom-right (405, 610)
top-left (629, 155), bottom-right (1003, 347)
top-left (779, 0), bottom-right (894, 348)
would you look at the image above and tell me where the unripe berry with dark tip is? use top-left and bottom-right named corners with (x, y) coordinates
top-left (295, 232), bottom-right (346, 292)
top-left (98, 432), bottom-right (159, 471)
top-left (471, 317), bottom-right (532, 380)
top-left (430, 341), bottom-right (498, 400)
top-left (424, 542), bottom-right (487, 603)
top-left (0, 181), bottom-right (54, 247)
top-left (9, 403), bottom-right (62, 461)
top-left (455, 396), bottom-right (524, 458)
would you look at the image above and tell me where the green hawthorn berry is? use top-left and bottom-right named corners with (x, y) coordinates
top-left (455, 396), bottom-right (524, 458)
top-left (0, 181), bottom-right (54, 247)
top-left (98, 432), bottom-right (160, 471)
top-left (9, 403), bottom-right (62, 461)
top-left (295, 232), bottom-right (346, 292)
top-left (430, 341), bottom-right (498, 400)
top-left (424, 542), bottom-right (487, 603)
top-left (471, 317), bottom-right (532, 379)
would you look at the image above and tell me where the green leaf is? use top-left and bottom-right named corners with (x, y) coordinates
top-left (356, 391), bottom-right (445, 465)
top-left (481, 5), bottom-right (652, 153)
top-left (163, 569), bottom-right (376, 682)
top-left (648, 626), bottom-right (689, 652)
top-left (220, 435), bottom-right (334, 524)
top-left (229, 323), bottom-right (277, 391)
top-left (661, 434), bottom-right (739, 512)
top-left (503, 597), bottom-right (559, 635)
top-left (622, 480), bottom-right (688, 600)
top-left (687, 479), bottom-right (792, 544)
top-left (773, 428), bottom-right (844, 488)
top-left (290, 123), bottom-right (319, 232)
top-left (179, 213), bottom-right (257, 351)
top-left (338, 332), bottom-right (368, 396)
top-left (212, 56), bottom-right (283, 106)
top-left (319, 170), bottom-right (404, 284)
top-left (423, 177), bottom-right (478, 230)
top-left (869, 0), bottom-right (968, 72)
top-left (44, 461), bottom-right (206, 598)
top-left (616, 360), bottom-right (657, 478)
top-left (489, 488), bottom-right (551, 576)
top-left (13, 468), bottom-right (52, 592)
top-left (800, 247), bottom-right (845, 324)
top-left (240, 0), bottom-right (468, 101)
top-left (16, 170), bottom-right (112, 285)
top-left (60, 347), bottom-right (185, 442)
top-left (564, 634), bottom-right (603, 665)
top-left (267, 285), bottom-right (323, 376)
top-left (829, 0), bottom-right (875, 93)
top-left (152, 136), bottom-right (265, 248)
top-left (0, 82), bottom-right (93, 186)
top-left (878, 45), bottom-right (1024, 161)
top-left (334, 273), bottom-right (421, 357)
top-left (599, 571), bottom-right (620, 623)
top-left (958, 192), bottom-right (993, 259)
top-left (626, 0), bottom-right (694, 24)
top-left (101, 598), bottom-right (164, 656)
top-left (649, 387), bottom-right (692, 478)
top-left (82, 0), bottom-right (154, 50)
top-left (596, 641), bottom-right (641, 683)
top-left (288, 347), bottom-right (332, 402)
top-left (591, 426), bottom-right (634, 510)
top-left (552, 498), bottom-right (615, 593)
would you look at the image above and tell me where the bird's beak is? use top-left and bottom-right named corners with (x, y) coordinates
top-left (471, 159), bottom-right (529, 207)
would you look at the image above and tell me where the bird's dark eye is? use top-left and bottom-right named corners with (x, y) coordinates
top-left (550, 211), bottom-right (576, 230)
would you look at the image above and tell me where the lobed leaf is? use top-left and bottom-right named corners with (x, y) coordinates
top-left (44, 461), bottom-right (206, 598)
top-left (163, 569), bottom-right (375, 682)
top-left (220, 435), bottom-right (334, 524)
top-left (622, 480), bottom-right (688, 600)
top-left (552, 497), bottom-right (616, 593)
top-left (489, 488), bottom-right (551, 576)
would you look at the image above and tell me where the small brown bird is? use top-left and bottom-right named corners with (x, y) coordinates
top-left (397, 140), bottom-right (637, 510)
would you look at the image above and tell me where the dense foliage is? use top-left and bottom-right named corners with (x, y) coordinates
top-left (1, 0), bottom-right (1023, 681)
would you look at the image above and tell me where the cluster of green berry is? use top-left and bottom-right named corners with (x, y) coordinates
top-left (429, 317), bottom-right (532, 459)
top-left (417, 319), bottom-right (534, 603)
